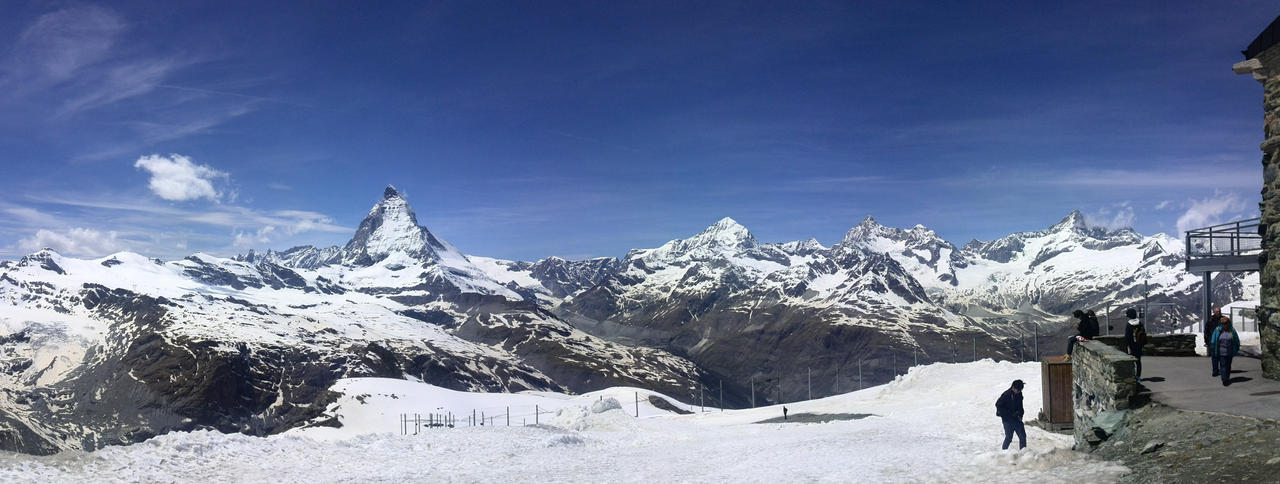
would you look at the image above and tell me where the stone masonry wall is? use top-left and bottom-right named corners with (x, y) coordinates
top-left (1251, 43), bottom-right (1280, 381)
top-left (1071, 340), bottom-right (1138, 449)
top-left (1092, 334), bottom-right (1197, 357)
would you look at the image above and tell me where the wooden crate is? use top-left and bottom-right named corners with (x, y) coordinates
top-left (1039, 356), bottom-right (1073, 429)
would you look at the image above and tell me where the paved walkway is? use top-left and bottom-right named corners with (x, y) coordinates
top-left (1138, 355), bottom-right (1280, 422)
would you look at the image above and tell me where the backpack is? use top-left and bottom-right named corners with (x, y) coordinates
top-left (1133, 325), bottom-right (1148, 346)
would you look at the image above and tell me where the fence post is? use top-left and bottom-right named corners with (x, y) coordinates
top-left (535, 405), bottom-right (539, 425)
top-left (415, 413), bottom-right (420, 435)
top-left (751, 376), bottom-right (755, 408)
top-left (700, 382), bottom-right (704, 412)
top-left (481, 411), bottom-right (485, 426)
top-left (636, 391), bottom-right (639, 417)
top-left (1033, 324), bottom-right (1039, 362)
top-left (719, 380), bottom-right (723, 411)
top-left (507, 407), bottom-right (510, 426)
top-left (858, 360), bottom-right (863, 390)
top-left (807, 367), bottom-right (812, 401)
top-left (473, 409), bottom-right (476, 427)
top-left (973, 336), bottom-right (977, 362)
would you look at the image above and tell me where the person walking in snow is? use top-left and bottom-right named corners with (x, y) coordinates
top-left (1123, 308), bottom-right (1146, 380)
top-left (1211, 316), bottom-right (1241, 386)
top-left (995, 379), bottom-right (1026, 450)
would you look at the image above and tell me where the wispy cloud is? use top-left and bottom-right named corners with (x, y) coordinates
top-left (1086, 202), bottom-right (1135, 230)
top-left (952, 164), bottom-right (1258, 190)
top-left (1175, 192), bottom-right (1253, 234)
top-left (18, 227), bottom-right (122, 257)
top-left (3, 190), bottom-right (352, 259)
top-left (1, 6), bottom-right (268, 163)
top-left (11, 6), bottom-right (124, 85)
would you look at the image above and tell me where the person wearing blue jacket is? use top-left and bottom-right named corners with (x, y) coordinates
top-left (1210, 316), bottom-right (1241, 386)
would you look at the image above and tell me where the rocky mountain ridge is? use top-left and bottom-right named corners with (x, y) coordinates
top-left (0, 187), bottom-right (1249, 455)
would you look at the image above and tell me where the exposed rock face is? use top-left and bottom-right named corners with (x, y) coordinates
top-left (462, 211), bottom-right (1248, 406)
top-left (0, 189), bottom-right (704, 455)
top-left (1242, 39), bottom-right (1280, 381)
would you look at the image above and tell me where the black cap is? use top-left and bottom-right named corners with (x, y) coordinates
top-left (1012, 379), bottom-right (1025, 390)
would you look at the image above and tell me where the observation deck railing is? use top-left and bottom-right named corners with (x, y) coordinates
top-left (1184, 218), bottom-right (1262, 273)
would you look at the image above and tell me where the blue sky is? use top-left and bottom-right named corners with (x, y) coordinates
top-left (0, 1), bottom-right (1274, 261)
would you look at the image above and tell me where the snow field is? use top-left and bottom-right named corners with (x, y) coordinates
top-left (0, 360), bottom-right (1130, 483)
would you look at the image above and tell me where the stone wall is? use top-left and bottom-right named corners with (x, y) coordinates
top-left (1245, 42), bottom-right (1280, 381)
top-left (1071, 340), bottom-right (1139, 449)
top-left (1092, 334), bottom-right (1197, 357)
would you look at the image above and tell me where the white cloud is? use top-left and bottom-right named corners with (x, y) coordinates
top-left (1154, 200), bottom-right (1172, 210)
top-left (1086, 202), bottom-right (1135, 230)
top-left (134, 154), bottom-right (228, 202)
top-left (1176, 192), bottom-right (1252, 234)
top-left (18, 227), bottom-right (121, 257)
top-left (233, 226), bottom-right (277, 248)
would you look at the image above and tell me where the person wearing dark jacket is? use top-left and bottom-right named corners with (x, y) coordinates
top-left (995, 379), bottom-right (1026, 450)
top-left (1206, 307), bottom-right (1226, 358)
top-left (1065, 310), bottom-right (1089, 359)
top-left (1211, 316), bottom-right (1241, 386)
top-left (1083, 310), bottom-right (1100, 339)
top-left (1123, 308), bottom-right (1145, 380)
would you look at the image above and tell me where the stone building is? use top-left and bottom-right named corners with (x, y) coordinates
top-left (1236, 15), bottom-right (1280, 380)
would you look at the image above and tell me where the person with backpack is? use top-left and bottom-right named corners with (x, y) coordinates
top-left (1211, 316), bottom-right (1241, 386)
top-left (1123, 308), bottom-right (1147, 380)
top-left (995, 379), bottom-right (1026, 450)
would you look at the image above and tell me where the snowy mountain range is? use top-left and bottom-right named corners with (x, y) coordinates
top-left (0, 186), bottom-right (1247, 454)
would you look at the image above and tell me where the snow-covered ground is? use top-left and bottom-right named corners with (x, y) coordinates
top-left (0, 360), bottom-right (1129, 483)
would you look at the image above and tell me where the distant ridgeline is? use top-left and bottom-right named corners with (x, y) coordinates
top-left (0, 186), bottom-right (1250, 454)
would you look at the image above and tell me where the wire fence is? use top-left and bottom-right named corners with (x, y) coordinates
top-left (399, 393), bottom-right (654, 435)
top-left (394, 332), bottom-right (1064, 434)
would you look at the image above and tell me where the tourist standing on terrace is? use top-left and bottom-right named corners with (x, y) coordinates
top-left (1211, 317), bottom-right (1241, 386)
top-left (1123, 308), bottom-right (1147, 380)
top-left (1206, 307), bottom-right (1227, 355)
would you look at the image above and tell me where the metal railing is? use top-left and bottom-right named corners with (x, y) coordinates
top-left (1185, 218), bottom-right (1263, 262)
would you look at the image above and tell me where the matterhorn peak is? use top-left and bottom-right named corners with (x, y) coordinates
top-left (342, 186), bottom-right (442, 265)
top-left (383, 185), bottom-right (402, 200)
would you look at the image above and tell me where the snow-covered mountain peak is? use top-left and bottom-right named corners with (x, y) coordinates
top-left (639, 217), bottom-right (758, 263)
top-left (342, 187), bottom-right (437, 265)
top-left (693, 217), bottom-right (754, 246)
top-left (1049, 209), bottom-right (1087, 233)
top-left (839, 216), bottom-right (887, 245)
top-left (383, 184), bottom-right (402, 200)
